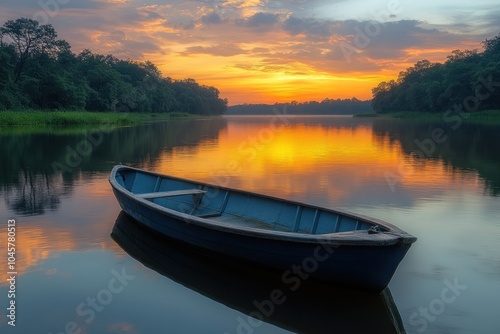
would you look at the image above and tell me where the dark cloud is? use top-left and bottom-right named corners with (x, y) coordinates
top-left (274, 19), bottom-right (476, 62)
top-left (429, 5), bottom-right (500, 37)
top-left (238, 12), bottom-right (279, 27)
top-left (283, 15), bottom-right (333, 37)
top-left (181, 20), bottom-right (196, 30)
top-left (165, 15), bottom-right (196, 30)
top-left (200, 12), bottom-right (222, 24)
top-left (281, 47), bottom-right (382, 73)
top-left (0, 0), bottom-right (105, 11)
top-left (356, 20), bottom-right (470, 59)
top-left (136, 7), bottom-right (164, 21)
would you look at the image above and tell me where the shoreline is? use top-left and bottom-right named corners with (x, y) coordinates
top-left (0, 110), bottom-right (196, 127)
top-left (2, 109), bottom-right (500, 128)
top-left (353, 110), bottom-right (500, 123)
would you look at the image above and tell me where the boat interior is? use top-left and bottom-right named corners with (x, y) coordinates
top-left (116, 169), bottom-right (376, 235)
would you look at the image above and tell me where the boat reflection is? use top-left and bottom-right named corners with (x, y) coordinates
top-left (111, 211), bottom-right (406, 334)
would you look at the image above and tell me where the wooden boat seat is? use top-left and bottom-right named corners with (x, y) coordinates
top-left (138, 189), bottom-right (206, 199)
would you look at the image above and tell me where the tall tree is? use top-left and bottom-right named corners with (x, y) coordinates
top-left (0, 18), bottom-right (69, 82)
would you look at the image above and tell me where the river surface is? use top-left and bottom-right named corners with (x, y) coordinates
top-left (0, 115), bottom-right (499, 334)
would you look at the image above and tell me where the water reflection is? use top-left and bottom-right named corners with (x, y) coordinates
top-left (0, 118), bottom-right (227, 215)
top-left (1, 116), bottom-right (498, 213)
top-left (157, 117), bottom-right (403, 199)
top-left (372, 119), bottom-right (500, 196)
top-left (3, 169), bottom-right (69, 215)
top-left (0, 116), bottom-right (498, 333)
top-left (153, 116), bottom-right (497, 209)
top-left (111, 211), bottom-right (405, 334)
top-left (0, 178), bottom-right (123, 283)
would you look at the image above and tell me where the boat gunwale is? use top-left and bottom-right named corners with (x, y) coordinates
top-left (109, 165), bottom-right (417, 246)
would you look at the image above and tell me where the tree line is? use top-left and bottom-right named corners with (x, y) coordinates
top-left (372, 34), bottom-right (500, 113)
top-left (0, 18), bottom-right (228, 115)
top-left (227, 98), bottom-right (373, 115)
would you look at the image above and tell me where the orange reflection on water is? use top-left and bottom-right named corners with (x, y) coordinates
top-left (156, 117), bottom-right (483, 203)
top-left (162, 121), bottom-right (399, 171)
top-left (0, 226), bottom-right (71, 284)
top-left (157, 119), bottom-right (398, 200)
top-left (0, 117), bottom-right (485, 286)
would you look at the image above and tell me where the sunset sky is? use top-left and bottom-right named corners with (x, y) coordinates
top-left (1, 0), bottom-right (499, 104)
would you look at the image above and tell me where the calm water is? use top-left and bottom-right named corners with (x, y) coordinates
top-left (0, 115), bottom-right (499, 334)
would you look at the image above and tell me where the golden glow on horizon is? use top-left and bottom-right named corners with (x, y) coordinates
top-left (150, 51), bottom-right (388, 104)
top-left (164, 68), bottom-right (372, 104)
top-left (146, 41), bottom-right (461, 105)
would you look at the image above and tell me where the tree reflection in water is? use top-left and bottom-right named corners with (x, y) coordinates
top-left (0, 118), bottom-right (228, 215)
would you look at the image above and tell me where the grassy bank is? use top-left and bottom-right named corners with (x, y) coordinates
top-left (0, 110), bottom-right (194, 127)
top-left (354, 110), bottom-right (500, 123)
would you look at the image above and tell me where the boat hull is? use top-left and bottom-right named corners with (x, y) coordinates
top-left (111, 211), bottom-right (407, 333)
top-left (110, 167), bottom-right (415, 292)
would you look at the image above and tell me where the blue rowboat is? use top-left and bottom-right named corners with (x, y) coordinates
top-left (109, 165), bottom-right (416, 292)
top-left (111, 211), bottom-right (407, 333)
